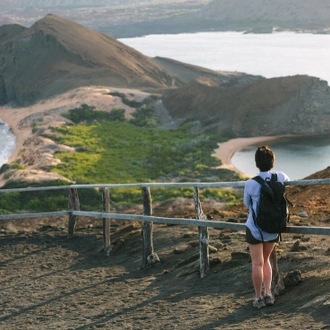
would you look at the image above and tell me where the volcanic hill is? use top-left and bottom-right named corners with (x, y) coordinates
top-left (162, 75), bottom-right (330, 137)
top-left (0, 14), bottom-right (183, 106)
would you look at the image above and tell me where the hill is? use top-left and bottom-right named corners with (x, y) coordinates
top-left (0, 14), bottom-right (183, 106)
top-left (162, 75), bottom-right (330, 137)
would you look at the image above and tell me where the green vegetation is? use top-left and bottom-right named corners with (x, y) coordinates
top-left (62, 104), bottom-right (126, 123)
top-left (0, 103), bottom-right (243, 213)
top-left (51, 121), bottom-right (228, 184)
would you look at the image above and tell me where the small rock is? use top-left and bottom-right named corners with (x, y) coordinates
top-left (209, 245), bottom-right (218, 253)
top-left (173, 247), bottom-right (186, 254)
top-left (283, 270), bottom-right (302, 288)
top-left (209, 257), bottom-right (221, 267)
top-left (188, 240), bottom-right (199, 247)
top-left (147, 253), bottom-right (160, 265)
top-left (182, 232), bottom-right (195, 239)
top-left (290, 240), bottom-right (300, 252)
top-left (298, 211), bottom-right (308, 217)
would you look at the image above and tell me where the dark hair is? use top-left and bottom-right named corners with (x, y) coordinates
top-left (255, 145), bottom-right (275, 171)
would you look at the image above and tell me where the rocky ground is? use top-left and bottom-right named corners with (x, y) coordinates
top-left (1, 191), bottom-right (330, 329)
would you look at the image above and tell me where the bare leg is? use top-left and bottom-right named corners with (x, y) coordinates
top-left (249, 243), bottom-right (264, 298)
top-left (249, 242), bottom-right (276, 298)
top-left (263, 242), bottom-right (276, 296)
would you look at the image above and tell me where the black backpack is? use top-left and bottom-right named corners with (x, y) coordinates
top-left (251, 173), bottom-right (291, 235)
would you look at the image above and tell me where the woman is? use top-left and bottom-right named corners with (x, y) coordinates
top-left (244, 145), bottom-right (290, 309)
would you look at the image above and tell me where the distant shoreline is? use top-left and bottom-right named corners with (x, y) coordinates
top-left (212, 136), bottom-right (286, 177)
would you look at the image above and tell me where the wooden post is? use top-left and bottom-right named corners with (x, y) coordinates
top-left (102, 188), bottom-right (111, 256)
top-left (270, 246), bottom-right (281, 293)
top-left (68, 188), bottom-right (80, 239)
top-left (141, 187), bottom-right (155, 268)
top-left (194, 187), bottom-right (209, 278)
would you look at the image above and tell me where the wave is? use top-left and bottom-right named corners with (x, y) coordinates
top-left (0, 120), bottom-right (16, 167)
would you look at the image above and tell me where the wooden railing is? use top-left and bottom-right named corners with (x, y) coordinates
top-left (1, 179), bottom-right (330, 278)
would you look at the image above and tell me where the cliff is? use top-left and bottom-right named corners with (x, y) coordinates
top-left (162, 75), bottom-right (330, 137)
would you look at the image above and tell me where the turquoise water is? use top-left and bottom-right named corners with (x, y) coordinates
top-left (231, 136), bottom-right (330, 180)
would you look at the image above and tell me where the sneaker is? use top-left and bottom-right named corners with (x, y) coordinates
top-left (253, 297), bottom-right (266, 309)
top-left (264, 294), bottom-right (275, 306)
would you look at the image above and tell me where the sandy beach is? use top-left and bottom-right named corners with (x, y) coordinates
top-left (213, 136), bottom-right (283, 176)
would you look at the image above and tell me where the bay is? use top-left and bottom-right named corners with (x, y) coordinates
top-left (120, 31), bottom-right (330, 179)
top-left (231, 136), bottom-right (330, 180)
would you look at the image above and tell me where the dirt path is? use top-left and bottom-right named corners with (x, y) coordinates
top-left (1, 212), bottom-right (330, 330)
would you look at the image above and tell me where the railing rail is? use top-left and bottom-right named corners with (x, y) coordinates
top-left (0, 178), bottom-right (329, 193)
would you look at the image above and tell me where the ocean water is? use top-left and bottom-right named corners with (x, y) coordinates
top-left (119, 31), bottom-right (330, 83)
top-left (119, 31), bottom-right (330, 179)
top-left (0, 120), bottom-right (16, 167)
top-left (231, 136), bottom-right (330, 180)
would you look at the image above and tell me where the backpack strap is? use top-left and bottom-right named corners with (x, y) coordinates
top-left (271, 173), bottom-right (278, 181)
top-left (252, 176), bottom-right (264, 185)
top-left (250, 175), bottom-right (265, 242)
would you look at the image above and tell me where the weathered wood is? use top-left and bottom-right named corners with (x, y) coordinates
top-left (141, 187), bottom-right (156, 268)
top-left (270, 247), bottom-right (279, 292)
top-left (0, 211), bottom-right (69, 220)
top-left (102, 188), bottom-right (111, 256)
top-left (0, 178), bottom-right (329, 194)
top-left (70, 211), bottom-right (330, 236)
top-left (194, 187), bottom-right (209, 278)
top-left (68, 188), bottom-right (80, 239)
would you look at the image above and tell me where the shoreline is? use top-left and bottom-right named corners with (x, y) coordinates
top-left (0, 86), bottom-right (122, 165)
top-left (0, 106), bottom-right (37, 164)
top-left (212, 136), bottom-right (285, 177)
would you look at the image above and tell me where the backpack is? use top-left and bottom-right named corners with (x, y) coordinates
top-left (251, 173), bottom-right (291, 235)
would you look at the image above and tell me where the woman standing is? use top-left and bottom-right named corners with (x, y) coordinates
top-left (244, 145), bottom-right (290, 309)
